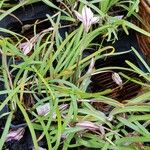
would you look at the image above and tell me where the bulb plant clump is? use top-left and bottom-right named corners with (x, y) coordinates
top-left (0, 0), bottom-right (150, 150)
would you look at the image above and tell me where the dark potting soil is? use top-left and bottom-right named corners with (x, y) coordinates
top-left (0, 82), bottom-right (8, 118)
top-left (0, 1), bottom-right (70, 38)
top-left (0, 2), bottom-right (54, 36)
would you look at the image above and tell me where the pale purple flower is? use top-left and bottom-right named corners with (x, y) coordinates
top-left (6, 127), bottom-right (25, 142)
top-left (19, 27), bottom-right (54, 55)
top-left (36, 103), bottom-right (68, 116)
top-left (76, 121), bottom-right (105, 135)
top-left (76, 121), bottom-right (99, 131)
top-left (19, 41), bottom-right (33, 55)
top-left (74, 6), bottom-right (99, 32)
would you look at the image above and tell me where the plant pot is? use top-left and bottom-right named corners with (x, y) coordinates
top-left (135, 0), bottom-right (150, 62)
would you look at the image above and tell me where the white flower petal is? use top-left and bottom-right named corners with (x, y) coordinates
top-left (75, 5), bottom-right (99, 32)
top-left (87, 7), bottom-right (94, 19)
top-left (74, 10), bottom-right (83, 22)
top-left (81, 6), bottom-right (88, 26)
top-left (82, 6), bottom-right (93, 21)
top-left (91, 16), bottom-right (99, 24)
top-left (82, 6), bottom-right (93, 27)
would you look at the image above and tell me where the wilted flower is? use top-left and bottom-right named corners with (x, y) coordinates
top-left (112, 72), bottom-right (123, 87)
top-left (74, 6), bottom-right (99, 32)
top-left (19, 35), bottom-right (38, 55)
top-left (36, 103), bottom-right (50, 116)
top-left (36, 103), bottom-right (68, 116)
top-left (76, 121), bottom-right (99, 131)
top-left (6, 127), bottom-right (25, 142)
top-left (19, 27), bottom-right (54, 55)
top-left (19, 41), bottom-right (33, 55)
top-left (76, 121), bottom-right (105, 135)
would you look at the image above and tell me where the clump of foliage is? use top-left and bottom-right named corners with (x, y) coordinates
top-left (0, 0), bottom-right (150, 150)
